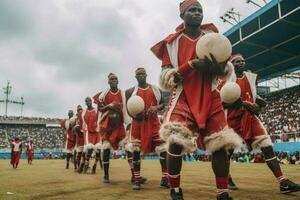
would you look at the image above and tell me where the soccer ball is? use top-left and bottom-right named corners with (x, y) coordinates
top-left (220, 82), bottom-right (241, 104)
top-left (127, 96), bottom-right (145, 117)
top-left (196, 33), bottom-right (232, 63)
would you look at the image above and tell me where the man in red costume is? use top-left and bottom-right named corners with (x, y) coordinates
top-left (219, 53), bottom-right (300, 194)
top-left (77, 97), bottom-right (101, 174)
top-left (126, 67), bottom-right (168, 190)
top-left (94, 73), bottom-right (129, 183)
top-left (73, 105), bottom-right (85, 170)
top-left (26, 139), bottom-right (34, 165)
top-left (10, 137), bottom-right (22, 169)
top-left (60, 110), bottom-right (76, 169)
top-left (151, 1), bottom-right (242, 199)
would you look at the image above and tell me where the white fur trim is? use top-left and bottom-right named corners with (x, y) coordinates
top-left (119, 137), bottom-right (129, 148)
top-left (125, 142), bottom-right (134, 152)
top-left (159, 122), bottom-right (195, 153)
top-left (155, 143), bottom-right (167, 154)
top-left (251, 135), bottom-right (273, 149)
top-left (219, 62), bottom-right (235, 81)
top-left (159, 69), bottom-right (169, 90)
top-left (159, 68), bottom-right (177, 91)
top-left (76, 146), bottom-right (84, 152)
top-left (64, 149), bottom-right (73, 153)
top-left (84, 143), bottom-right (94, 152)
top-left (101, 140), bottom-right (112, 150)
top-left (203, 126), bottom-right (243, 153)
top-left (94, 142), bottom-right (102, 150)
top-left (132, 145), bottom-right (140, 152)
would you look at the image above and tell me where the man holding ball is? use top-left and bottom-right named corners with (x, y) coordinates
top-left (126, 67), bottom-right (168, 190)
top-left (151, 0), bottom-right (242, 199)
top-left (219, 54), bottom-right (300, 194)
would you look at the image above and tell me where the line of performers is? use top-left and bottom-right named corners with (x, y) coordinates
top-left (60, 0), bottom-right (300, 199)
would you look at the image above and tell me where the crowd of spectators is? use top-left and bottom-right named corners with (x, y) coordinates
top-left (0, 125), bottom-right (64, 149)
top-left (0, 116), bottom-right (60, 123)
top-left (190, 151), bottom-right (300, 165)
top-left (260, 85), bottom-right (300, 142)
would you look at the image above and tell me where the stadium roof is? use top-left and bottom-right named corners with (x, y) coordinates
top-left (224, 0), bottom-right (300, 82)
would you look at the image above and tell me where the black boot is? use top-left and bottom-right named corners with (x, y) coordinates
top-left (228, 177), bottom-right (238, 190)
top-left (160, 178), bottom-right (170, 189)
top-left (92, 164), bottom-right (97, 174)
top-left (170, 188), bottom-right (184, 200)
top-left (217, 192), bottom-right (233, 200)
top-left (280, 180), bottom-right (300, 194)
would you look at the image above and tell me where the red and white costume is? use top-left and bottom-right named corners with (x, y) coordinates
top-left (151, 23), bottom-right (242, 153)
top-left (75, 111), bottom-right (85, 152)
top-left (81, 108), bottom-right (101, 151)
top-left (60, 118), bottom-right (76, 153)
top-left (129, 85), bottom-right (163, 154)
top-left (96, 89), bottom-right (129, 150)
top-left (218, 70), bottom-right (272, 150)
top-left (26, 143), bottom-right (34, 162)
top-left (10, 141), bottom-right (22, 166)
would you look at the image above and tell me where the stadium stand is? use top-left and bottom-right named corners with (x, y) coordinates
top-left (260, 85), bottom-right (300, 142)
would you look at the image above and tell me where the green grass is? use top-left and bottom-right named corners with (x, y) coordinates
top-left (0, 160), bottom-right (300, 200)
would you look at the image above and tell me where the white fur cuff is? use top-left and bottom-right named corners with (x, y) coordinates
top-left (159, 122), bottom-right (195, 153)
top-left (251, 135), bottom-right (273, 149)
top-left (159, 68), bottom-right (176, 91)
top-left (204, 126), bottom-right (243, 153)
top-left (219, 61), bottom-right (235, 81)
top-left (76, 146), bottom-right (84, 152)
top-left (84, 143), bottom-right (95, 152)
top-left (155, 143), bottom-right (167, 154)
top-left (101, 140), bottom-right (112, 150)
top-left (94, 142), bottom-right (102, 150)
top-left (64, 149), bottom-right (73, 154)
top-left (125, 142), bottom-right (134, 152)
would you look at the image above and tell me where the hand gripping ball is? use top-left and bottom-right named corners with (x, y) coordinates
top-left (196, 33), bottom-right (232, 63)
top-left (220, 82), bottom-right (241, 104)
top-left (127, 95), bottom-right (145, 117)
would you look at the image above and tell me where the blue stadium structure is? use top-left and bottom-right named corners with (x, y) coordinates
top-left (224, 0), bottom-right (300, 82)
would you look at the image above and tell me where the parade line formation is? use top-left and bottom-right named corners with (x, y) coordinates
top-left (8, 1), bottom-right (300, 200)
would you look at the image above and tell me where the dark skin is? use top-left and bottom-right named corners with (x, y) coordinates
top-left (68, 110), bottom-right (74, 119)
top-left (232, 58), bottom-right (245, 77)
top-left (162, 3), bottom-right (227, 82)
top-left (77, 105), bottom-right (82, 112)
top-left (85, 97), bottom-right (93, 110)
top-left (126, 71), bottom-right (164, 121)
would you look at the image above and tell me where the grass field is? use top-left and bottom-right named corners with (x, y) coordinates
top-left (0, 159), bottom-right (300, 200)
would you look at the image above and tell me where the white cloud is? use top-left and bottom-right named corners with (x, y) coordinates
top-left (0, 0), bottom-right (261, 118)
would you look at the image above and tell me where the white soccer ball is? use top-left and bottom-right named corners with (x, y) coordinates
top-left (196, 33), bottom-right (232, 63)
top-left (127, 95), bottom-right (145, 117)
top-left (220, 82), bottom-right (241, 104)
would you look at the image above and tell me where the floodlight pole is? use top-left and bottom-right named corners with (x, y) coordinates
top-left (3, 81), bottom-right (12, 117)
top-left (20, 96), bottom-right (24, 116)
top-left (0, 81), bottom-right (25, 117)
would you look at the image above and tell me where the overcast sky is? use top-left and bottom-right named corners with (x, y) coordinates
top-left (0, 0), bottom-right (264, 118)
